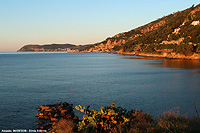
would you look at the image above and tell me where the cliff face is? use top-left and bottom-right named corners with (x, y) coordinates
top-left (17, 44), bottom-right (92, 52)
top-left (81, 4), bottom-right (200, 58)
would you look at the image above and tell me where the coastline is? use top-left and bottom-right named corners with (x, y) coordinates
top-left (15, 50), bottom-right (200, 60)
top-left (116, 51), bottom-right (200, 60)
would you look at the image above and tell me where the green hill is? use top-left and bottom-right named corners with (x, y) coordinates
top-left (81, 4), bottom-right (200, 59)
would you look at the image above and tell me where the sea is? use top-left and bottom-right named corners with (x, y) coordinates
top-left (0, 52), bottom-right (200, 130)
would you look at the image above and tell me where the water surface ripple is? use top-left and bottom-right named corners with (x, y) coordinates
top-left (0, 52), bottom-right (200, 130)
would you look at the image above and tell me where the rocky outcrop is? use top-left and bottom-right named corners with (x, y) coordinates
top-left (161, 38), bottom-right (184, 44)
top-left (83, 39), bottom-right (126, 53)
top-left (35, 102), bottom-right (79, 131)
top-left (191, 20), bottom-right (200, 26)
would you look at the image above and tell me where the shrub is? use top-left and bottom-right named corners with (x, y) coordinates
top-left (75, 102), bottom-right (130, 132)
top-left (49, 118), bottom-right (75, 133)
top-left (197, 44), bottom-right (200, 51)
top-left (122, 41), bottom-right (136, 52)
top-left (75, 102), bottom-right (155, 132)
top-left (155, 109), bottom-right (189, 133)
top-left (128, 110), bottom-right (155, 133)
top-left (175, 43), bottom-right (194, 56)
top-left (112, 46), bottom-right (122, 51)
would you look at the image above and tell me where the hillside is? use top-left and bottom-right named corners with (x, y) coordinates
top-left (17, 44), bottom-right (91, 52)
top-left (81, 4), bottom-right (200, 59)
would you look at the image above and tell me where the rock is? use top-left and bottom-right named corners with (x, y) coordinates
top-left (46, 122), bottom-right (52, 126)
top-left (39, 113), bottom-right (43, 116)
top-left (38, 105), bottom-right (50, 112)
top-left (43, 116), bottom-right (50, 120)
top-left (191, 20), bottom-right (200, 26)
top-left (37, 126), bottom-right (44, 130)
top-left (52, 107), bottom-right (56, 110)
top-left (43, 111), bottom-right (49, 116)
top-left (55, 109), bottom-right (60, 113)
top-left (73, 116), bottom-right (78, 120)
top-left (35, 102), bottom-right (78, 130)
top-left (57, 102), bottom-right (62, 105)
top-left (51, 118), bottom-right (58, 122)
top-left (44, 109), bottom-right (52, 112)
top-left (54, 113), bottom-right (59, 118)
top-left (42, 107), bottom-right (51, 112)
top-left (63, 102), bottom-right (69, 107)
top-left (66, 114), bottom-right (72, 119)
top-left (68, 106), bottom-right (73, 111)
top-left (38, 105), bottom-right (45, 110)
top-left (37, 121), bottom-right (44, 125)
top-left (51, 122), bottom-right (57, 126)
top-left (38, 116), bottom-right (44, 119)
top-left (61, 110), bottom-right (67, 115)
top-left (56, 106), bottom-right (62, 110)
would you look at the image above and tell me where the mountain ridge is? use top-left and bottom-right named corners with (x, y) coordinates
top-left (81, 4), bottom-right (200, 59)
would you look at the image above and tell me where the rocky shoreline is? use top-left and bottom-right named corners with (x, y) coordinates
top-left (78, 51), bottom-right (200, 60)
top-left (115, 51), bottom-right (200, 60)
top-left (35, 102), bottom-right (79, 131)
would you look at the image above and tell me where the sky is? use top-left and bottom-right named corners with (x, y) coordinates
top-left (0, 0), bottom-right (200, 52)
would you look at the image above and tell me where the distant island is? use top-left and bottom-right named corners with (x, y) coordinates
top-left (17, 44), bottom-right (92, 52)
top-left (18, 4), bottom-right (200, 60)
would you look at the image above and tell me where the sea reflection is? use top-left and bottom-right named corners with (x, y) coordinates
top-left (161, 59), bottom-right (200, 70)
top-left (119, 55), bottom-right (200, 70)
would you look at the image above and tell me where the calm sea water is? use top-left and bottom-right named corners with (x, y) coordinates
top-left (0, 52), bottom-right (200, 130)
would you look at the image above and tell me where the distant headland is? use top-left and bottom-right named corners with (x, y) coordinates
top-left (17, 44), bottom-right (92, 52)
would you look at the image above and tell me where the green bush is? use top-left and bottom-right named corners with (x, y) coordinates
top-left (75, 102), bottom-right (156, 132)
top-left (175, 43), bottom-right (193, 56)
top-left (112, 46), bottom-right (122, 51)
top-left (75, 102), bottom-right (130, 132)
top-left (121, 41), bottom-right (136, 52)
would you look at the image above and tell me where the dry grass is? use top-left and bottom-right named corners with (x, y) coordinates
top-left (155, 109), bottom-right (189, 133)
top-left (128, 111), bottom-right (155, 133)
top-left (49, 118), bottom-right (75, 133)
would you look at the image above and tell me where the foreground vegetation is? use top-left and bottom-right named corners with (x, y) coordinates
top-left (49, 102), bottom-right (200, 133)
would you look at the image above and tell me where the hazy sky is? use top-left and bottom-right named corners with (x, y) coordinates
top-left (0, 0), bottom-right (199, 52)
